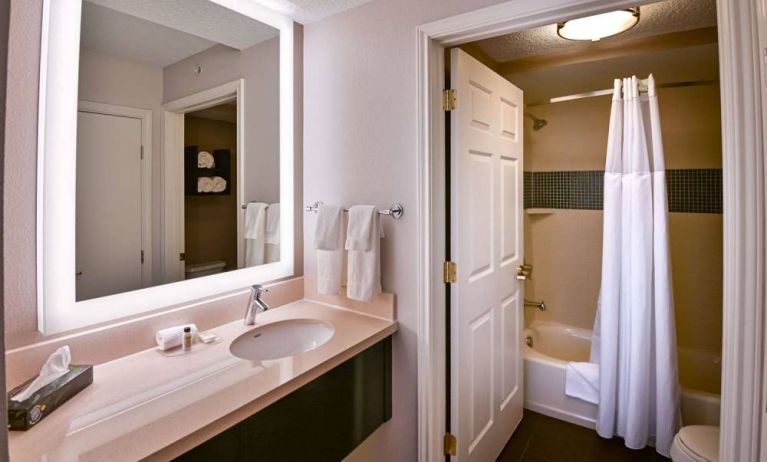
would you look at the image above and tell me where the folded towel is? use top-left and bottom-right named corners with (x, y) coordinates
top-left (197, 151), bottom-right (215, 168)
top-left (211, 176), bottom-right (227, 193)
top-left (565, 362), bottom-right (600, 405)
top-left (156, 324), bottom-right (198, 351)
top-left (346, 206), bottom-right (384, 302)
top-left (317, 217), bottom-right (344, 295)
top-left (265, 203), bottom-right (281, 245)
top-left (345, 205), bottom-right (377, 251)
top-left (244, 203), bottom-right (268, 266)
top-left (197, 177), bottom-right (214, 193)
top-left (314, 204), bottom-right (344, 251)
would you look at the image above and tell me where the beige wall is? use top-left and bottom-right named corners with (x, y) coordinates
top-left (521, 85), bottom-right (723, 356)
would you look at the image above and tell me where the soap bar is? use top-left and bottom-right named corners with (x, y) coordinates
top-left (7, 364), bottom-right (93, 431)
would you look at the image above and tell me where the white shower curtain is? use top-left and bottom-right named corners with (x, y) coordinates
top-left (590, 75), bottom-right (681, 457)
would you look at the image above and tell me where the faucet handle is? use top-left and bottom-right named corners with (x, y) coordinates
top-left (252, 284), bottom-right (268, 297)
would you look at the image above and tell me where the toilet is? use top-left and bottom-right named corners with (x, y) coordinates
top-left (185, 260), bottom-right (226, 279)
top-left (670, 425), bottom-right (719, 462)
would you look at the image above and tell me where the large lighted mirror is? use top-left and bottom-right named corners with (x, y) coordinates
top-left (38, 0), bottom-right (295, 333)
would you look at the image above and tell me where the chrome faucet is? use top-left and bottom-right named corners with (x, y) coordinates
top-left (244, 285), bottom-right (270, 325)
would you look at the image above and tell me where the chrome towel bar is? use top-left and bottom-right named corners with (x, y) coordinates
top-left (304, 201), bottom-right (404, 219)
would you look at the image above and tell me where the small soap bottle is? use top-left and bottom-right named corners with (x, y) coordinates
top-left (182, 326), bottom-right (193, 351)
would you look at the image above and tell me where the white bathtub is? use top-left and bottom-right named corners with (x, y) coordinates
top-left (524, 321), bottom-right (721, 429)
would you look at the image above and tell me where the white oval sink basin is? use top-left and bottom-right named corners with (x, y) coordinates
top-left (229, 319), bottom-right (335, 361)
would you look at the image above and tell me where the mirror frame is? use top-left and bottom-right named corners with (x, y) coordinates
top-left (36, 0), bottom-right (295, 334)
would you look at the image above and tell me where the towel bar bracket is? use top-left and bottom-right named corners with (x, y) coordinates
top-left (304, 201), bottom-right (404, 220)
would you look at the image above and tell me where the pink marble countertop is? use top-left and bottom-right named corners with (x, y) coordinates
top-left (9, 300), bottom-right (398, 461)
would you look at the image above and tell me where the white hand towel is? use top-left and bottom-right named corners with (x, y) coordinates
top-left (345, 206), bottom-right (377, 251)
top-left (197, 151), bottom-right (215, 168)
top-left (346, 206), bottom-right (384, 302)
top-left (265, 203), bottom-right (281, 263)
top-left (155, 324), bottom-right (198, 351)
top-left (12, 346), bottom-right (72, 402)
top-left (244, 203), bottom-right (268, 266)
top-left (211, 176), bottom-right (227, 193)
top-left (316, 205), bottom-right (345, 294)
top-left (314, 204), bottom-right (343, 250)
top-left (565, 361), bottom-right (600, 405)
top-left (265, 203), bottom-right (281, 245)
top-left (197, 177), bottom-right (214, 193)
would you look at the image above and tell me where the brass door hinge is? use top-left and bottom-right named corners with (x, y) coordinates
top-left (179, 252), bottom-right (186, 261)
top-left (444, 432), bottom-right (457, 456)
top-left (443, 261), bottom-right (457, 284)
top-left (443, 89), bottom-right (457, 111)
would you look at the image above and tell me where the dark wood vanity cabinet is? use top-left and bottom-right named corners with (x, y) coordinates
top-left (175, 336), bottom-right (392, 462)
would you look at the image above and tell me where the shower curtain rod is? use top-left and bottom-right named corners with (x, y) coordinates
top-left (525, 79), bottom-right (718, 107)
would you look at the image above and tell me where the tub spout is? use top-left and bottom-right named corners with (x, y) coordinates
top-left (524, 299), bottom-right (546, 311)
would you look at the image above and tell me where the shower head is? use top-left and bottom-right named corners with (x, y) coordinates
top-left (525, 113), bottom-right (548, 131)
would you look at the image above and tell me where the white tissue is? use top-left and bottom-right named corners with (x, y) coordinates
top-left (12, 345), bottom-right (72, 402)
top-left (156, 324), bottom-right (198, 351)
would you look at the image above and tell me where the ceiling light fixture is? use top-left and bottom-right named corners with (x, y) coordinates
top-left (557, 7), bottom-right (640, 42)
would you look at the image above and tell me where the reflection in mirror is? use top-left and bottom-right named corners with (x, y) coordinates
top-left (75, 0), bottom-right (280, 301)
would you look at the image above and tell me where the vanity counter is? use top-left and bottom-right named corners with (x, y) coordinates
top-left (9, 300), bottom-right (398, 461)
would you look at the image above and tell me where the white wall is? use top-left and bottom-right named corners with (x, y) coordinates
top-left (78, 48), bottom-right (165, 283)
top-left (163, 40), bottom-right (280, 205)
top-left (302, 0), bottom-right (506, 459)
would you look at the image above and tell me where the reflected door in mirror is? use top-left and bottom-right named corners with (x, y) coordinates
top-left (76, 111), bottom-right (145, 301)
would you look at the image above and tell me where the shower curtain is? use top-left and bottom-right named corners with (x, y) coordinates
top-left (589, 75), bottom-right (681, 457)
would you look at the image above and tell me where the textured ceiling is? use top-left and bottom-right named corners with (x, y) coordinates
top-left (475, 0), bottom-right (717, 63)
top-left (253, 0), bottom-right (375, 24)
top-left (85, 0), bottom-right (278, 63)
top-left (81, 3), bottom-right (217, 68)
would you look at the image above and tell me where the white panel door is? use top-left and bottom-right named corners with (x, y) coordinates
top-left (76, 111), bottom-right (144, 301)
top-left (450, 48), bottom-right (524, 462)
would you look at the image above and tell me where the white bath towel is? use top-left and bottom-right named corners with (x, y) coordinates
top-left (346, 206), bottom-right (384, 302)
top-left (265, 203), bottom-right (281, 263)
top-left (244, 203), bottom-right (268, 266)
top-left (345, 206), bottom-right (377, 251)
top-left (316, 204), bottom-right (345, 294)
top-left (197, 151), bottom-right (215, 168)
top-left (565, 361), bottom-right (600, 405)
top-left (314, 204), bottom-right (344, 250)
top-left (197, 176), bottom-right (214, 193)
top-left (211, 176), bottom-right (227, 193)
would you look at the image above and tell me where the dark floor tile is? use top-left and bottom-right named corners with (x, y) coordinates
top-left (496, 411), bottom-right (539, 462)
top-left (524, 415), bottom-right (599, 461)
top-left (501, 411), bottom-right (671, 462)
top-left (520, 454), bottom-right (551, 462)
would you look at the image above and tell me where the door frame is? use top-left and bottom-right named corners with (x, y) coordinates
top-left (415, 1), bottom-right (766, 461)
top-left (162, 79), bottom-right (245, 283)
top-left (77, 100), bottom-right (153, 288)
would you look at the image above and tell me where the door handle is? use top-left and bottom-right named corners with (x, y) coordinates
top-left (516, 264), bottom-right (532, 280)
top-left (75, 271), bottom-right (83, 276)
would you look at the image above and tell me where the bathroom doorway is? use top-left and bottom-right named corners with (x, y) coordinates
top-left (415, 0), bottom-right (763, 461)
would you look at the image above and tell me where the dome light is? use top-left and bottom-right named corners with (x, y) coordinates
top-left (557, 8), bottom-right (640, 42)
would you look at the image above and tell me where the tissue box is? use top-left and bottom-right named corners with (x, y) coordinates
top-left (7, 365), bottom-right (93, 430)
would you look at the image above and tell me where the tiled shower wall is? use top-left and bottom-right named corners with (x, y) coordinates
top-left (524, 169), bottom-right (723, 214)
top-left (521, 83), bottom-right (723, 376)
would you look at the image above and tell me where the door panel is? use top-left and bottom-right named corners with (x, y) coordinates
top-left (76, 111), bottom-right (144, 301)
top-left (450, 48), bottom-right (524, 462)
